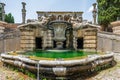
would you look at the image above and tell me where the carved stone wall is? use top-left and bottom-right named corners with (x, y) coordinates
top-left (37, 11), bottom-right (83, 21)
top-left (20, 26), bottom-right (54, 50)
top-left (20, 29), bottom-right (35, 51)
top-left (46, 30), bottom-right (53, 48)
top-left (83, 28), bottom-right (97, 50)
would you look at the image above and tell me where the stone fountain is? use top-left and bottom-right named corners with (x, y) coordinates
top-left (0, 12), bottom-right (115, 80)
top-left (48, 21), bottom-right (72, 49)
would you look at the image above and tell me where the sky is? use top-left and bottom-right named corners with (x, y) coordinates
top-left (0, 0), bottom-right (96, 23)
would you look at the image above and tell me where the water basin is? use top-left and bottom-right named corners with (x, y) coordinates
top-left (25, 50), bottom-right (97, 59)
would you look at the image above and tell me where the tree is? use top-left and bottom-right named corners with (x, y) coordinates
top-left (0, 4), bottom-right (3, 21)
top-left (5, 13), bottom-right (14, 23)
top-left (97, 0), bottom-right (120, 31)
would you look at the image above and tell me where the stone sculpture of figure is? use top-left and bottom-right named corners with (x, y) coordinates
top-left (70, 14), bottom-right (83, 29)
top-left (69, 13), bottom-right (100, 30)
top-left (22, 2), bottom-right (26, 9)
top-left (69, 13), bottom-right (85, 29)
top-left (21, 2), bottom-right (26, 24)
top-left (70, 14), bottom-right (79, 23)
top-left (78, 16), bottom-right (82, 23)
top-left (40, 15), bottom-right (50, 25)
top-left (18, 15), bottom-right (50, 28)
top-left (70, 16), bottom-right (100, 30)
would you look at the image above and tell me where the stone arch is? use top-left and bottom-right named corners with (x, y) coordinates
top-left (57, 15), bottom-right (63, 20)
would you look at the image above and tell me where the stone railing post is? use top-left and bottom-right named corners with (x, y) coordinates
top-left (21, 2), bottom-right (26, 24)
top-left (0, 3), bottom-right (5, 21)
top-left (92, 3), bottom-right (97, 24)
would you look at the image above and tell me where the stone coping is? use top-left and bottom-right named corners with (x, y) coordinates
top-left (1, 52), bottom-right (114, 67)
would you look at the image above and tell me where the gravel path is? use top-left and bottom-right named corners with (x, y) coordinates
top-left (0, 53), bottom-right (120, 80)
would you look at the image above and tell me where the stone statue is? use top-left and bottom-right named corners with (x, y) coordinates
top-left (18, 15), bottom-right (50, 28)
top-left (40, 15), bottom-right (50, 25)
top-left (0, 3), bottom-right (5, 21)
top-left (21, 2), bottom-right (26, 24)
top-left (70, 18), bottom-right (100, 30)
top-left (70, 14), bottom-right (79, 23)
top-left (92, 3), bottom-right (97, 24)
top-left (69, 13), bottom-right (100, 30)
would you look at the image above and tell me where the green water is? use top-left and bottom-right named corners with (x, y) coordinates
top-left (25, 50), bottom-right (97, 58)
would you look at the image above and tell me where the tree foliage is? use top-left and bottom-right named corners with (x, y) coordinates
top-left (97, 0), bottom-right (120, 30)
top-left (0, 5), bottom-right (3, 21)
top-left (5, 13), bottom-right (14, 23)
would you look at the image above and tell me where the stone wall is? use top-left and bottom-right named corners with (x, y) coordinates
top-left (97, 31), bottom-right (120, 52)
top-left (20, 29), bottom-right (35, 51)
top-left (20, 26), bottom-right (54, 50)
top-left (112, 26), bottom-right (120, 34)
top-left (111, 21), bottom-right (120, 34)
top-left (0, 26), bottom-right (4, 33)
top-left (84, 28), bottom-right (97, 50)
top-left (0, 32), bottom-right (20, 53)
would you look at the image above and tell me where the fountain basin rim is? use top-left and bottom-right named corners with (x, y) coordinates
top-left (1, 52), bottom-right (114, 77)
top-left (1, 52), bottom-right (114, 66)
top-left (46, 49), bottom-right (72, 52)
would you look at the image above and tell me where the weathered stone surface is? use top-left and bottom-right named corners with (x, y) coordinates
top-left (21, 36), bottom-right (34, 40)
top-left (21, 32), bottom-right (34, 36)
top-left (84, 40), bottom-right (96, 44)
top-left (21, 44), bottom-right (35, 48)
top-left (83, 28), bottom-right (97, 50)
top-left (84, 36), bottom-right (97, 40)
top-left (97, 31), bottom-right (120, 52)
top-left (20, 40), bottom-right (35, 44)
top-left (84, 44), bottom-right (96, 48)
top-left (0, 26), bottom-right (4, 33)
top-left (84, 32), bottom-right (96, 35)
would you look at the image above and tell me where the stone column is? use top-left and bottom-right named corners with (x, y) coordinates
top-left (92, 3), bottom-right (97, 24)
top-left (66, 31), bottom-right (70, 48)
top-left (0, 3), bottom-right (5, 21)
top-left (47, 30), bottom-right (53, 48)
top-left (42, 30), bottom-right (47, 50)
top-left (21, 2), bottom-right (26, 24)
top-left (73, 31), bottom-right (77, 50)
